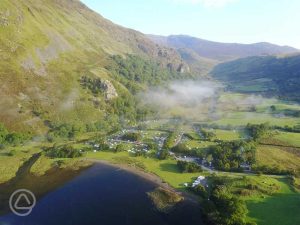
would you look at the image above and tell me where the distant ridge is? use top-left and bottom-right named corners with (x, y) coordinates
top-left (148, 34), bottom-right (299, 62)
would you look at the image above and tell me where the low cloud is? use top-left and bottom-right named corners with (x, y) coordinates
top-left (138, 80), bottom-right (222, 119)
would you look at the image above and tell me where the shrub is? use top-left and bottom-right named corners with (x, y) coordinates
top-left (192, 184), bottom-right (208, 198)
top-left (122, 132), bottom-right (142, 142)
top-left (177, 161), bottom-right (202, 173)
top-left (45, 145), bottom-right (83, 158)
top-left (114, 143), bottom-right (128, 152)
top-left (158, 149), bottom-right (169, 160)
top-left (172, 143), bottom-right (191, 154)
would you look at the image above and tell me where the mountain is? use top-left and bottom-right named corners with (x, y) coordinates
top-left (211, 54), bottom-right (300, 102)
top-left (148, 35), bottom-right (299, 62)
top-left (0, 0), bottom-right (190, 133)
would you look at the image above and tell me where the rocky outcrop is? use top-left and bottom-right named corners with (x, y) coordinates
top-left (0, 10), bottom-right (10, 26)
top-left (80, 76), bottom-right (118, 100)
top-left (177, 63), bottom-right (190, 73)
top-left (101, 79), bottom-right (118, 100)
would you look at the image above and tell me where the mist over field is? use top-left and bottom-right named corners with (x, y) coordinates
top-left (138, 80), bottom-right (222, 119)
top-left (138, 80), bottom-right (278, 121)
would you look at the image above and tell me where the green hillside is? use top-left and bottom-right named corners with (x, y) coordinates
top-left (211, 55), bottom-right (300, 102)
top-left (0, 0), bottom-right (190, 134)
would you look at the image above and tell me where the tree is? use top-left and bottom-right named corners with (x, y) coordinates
top-left (0, 124), bottom-right (8, 144)
top-left (114, 144), bottom-right (128, 152)
top-left (177, 160), bottom-right (202, 173)
top-left (172, 143), bottom-right (190, 154)
top-left (192, 184), bottom-right (208, 198)
top-left (246, 123), bottom-right (270, 141)
top-left (158, 149), bottom-right (169, 160)
top-left (209, 140), bottom-right (256, 172)
top-left (46, 145), bottom-right (83, 158)
top-left (122, 132), bottom-right (142, 142)
top-left (270, 105), bottom-right (277, 112)
top-left (200, 129), bottom-right (216, 141)
top-left (204, 185), bottom-right (249, 225)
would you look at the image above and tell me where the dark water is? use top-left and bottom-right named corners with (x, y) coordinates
top-left (0, 164), bottom-right (204, 225)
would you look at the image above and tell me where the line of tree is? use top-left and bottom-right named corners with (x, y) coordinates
top-left (106, 55), bottom-right (186, 87)
top-left (45, 144), bottom-right (83, 158)
top-left (274, 125), bottom-right (300, 133)
top-left (245, 123), bottom-right (270, 141)
top-left (46, 116), bottom-right (121, 142)
top-left (200, 128), bottom-right (216, 141)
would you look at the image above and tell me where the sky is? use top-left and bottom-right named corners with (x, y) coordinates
top-left (81, 0), bottom-right (300, 48)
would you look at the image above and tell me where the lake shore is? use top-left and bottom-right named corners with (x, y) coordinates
top-left (87, 159), bottom-right (200, 204)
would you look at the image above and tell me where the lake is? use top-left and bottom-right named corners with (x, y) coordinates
top-left (0, 164), bottom-right (204, 225)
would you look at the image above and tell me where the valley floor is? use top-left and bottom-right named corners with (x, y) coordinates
top-left (1, 94), bottom-right (300, 224)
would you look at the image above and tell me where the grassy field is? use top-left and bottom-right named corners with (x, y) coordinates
top-left (214, 112), bottom-right (300, 127)
top-left (30, 154), bottom-right (92, 176)
top-left (246, 178), bottom-right (300, 225)
top-left (214, 129), bottom-right (241, 141)
top-left (256, 145), bottom-right (300, 173)
top-left (275, 132), bottom-right (300, 148)
top-left (0, 143), bottom-right (41, 183)
top-left (213, 93), bottom-right (300, 127)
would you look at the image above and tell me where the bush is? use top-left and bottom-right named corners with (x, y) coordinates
top-left (158, 149), bottom-right (169, 160)
top-left (252, 165), bottom-right (290, 175)
top-left (172, 143), bottom-right (191, 154)
top-left (177, 161), bottom-right (202, 173)
top-left (246, 123), bottom-right (270, 141)
top-left (0, 123), bottom-right (29, 146)
top-left (162, 132), bottom-right (178, 150)
top-left (200, 129), bottom-right (216, 141)
top-left (114, 144), bottom-right (128, 152)
top-left (122, 132), bottom-right (142, 142)
top-left (7, 150), bottom-right (16, 157)
top-left (45, 145), bottom-right (83, 158)
top-left (47, 123), bottom-right (86, 141)
top-left (192, 184), bottom-right (208, 198)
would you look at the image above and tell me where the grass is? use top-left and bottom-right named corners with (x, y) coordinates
top-left (185, 140), bottom-right (215, 148)
top-left (214, 112), bottom-right (300, 127)
top-left (214, 129), bottom-right (241, 141)
top-left (147, 187), bottom-right (183, 212)
top-left (246, 178), bottom-right (300, 225)
top-left (256, 145), bottom-right (300, 173)
top-left (30, 154), bottom-right (92, 176)
top-left (275, 132), bottom-right (300, 148)
top-left (87, 151), bottom-right (202, 189)
top-left (0, 144), bottom-right (40, 183)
